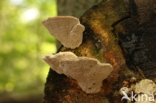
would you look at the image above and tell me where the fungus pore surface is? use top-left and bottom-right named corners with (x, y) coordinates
top-left (42, 16), bottom-right (85, 49)
top-left (43, 52), bottom-right (113, 94)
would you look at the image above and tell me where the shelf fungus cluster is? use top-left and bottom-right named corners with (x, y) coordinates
top-left (43, 52), bottom-right (113, 93)
top-left (42, 16), bottom-right (85, 49)
top-left (42, 16), bottom-right (113, 93)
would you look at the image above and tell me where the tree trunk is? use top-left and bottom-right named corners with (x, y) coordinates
top-left (43, 0), bottom-right (156, 103)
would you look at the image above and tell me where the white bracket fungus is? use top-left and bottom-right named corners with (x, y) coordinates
top-left (135, 79), bottom-right (156, 94)
top-left (43, 52), bottom-right (113, 94)
top-left (42, 16), bottom-right (85, 49)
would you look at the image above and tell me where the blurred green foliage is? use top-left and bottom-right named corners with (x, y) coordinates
top-left (0, 0), bottom-right (57, 94)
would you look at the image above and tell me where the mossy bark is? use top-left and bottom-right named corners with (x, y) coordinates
top-left (43, 0), bottom-right (156, 103)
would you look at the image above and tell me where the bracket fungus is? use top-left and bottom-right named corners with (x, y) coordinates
top-left (135, 79), bottom-right (156, 94)
top-left (43, 52), bottom-right (113, 94)
top-left (42, 16), bottom-right (85, 49)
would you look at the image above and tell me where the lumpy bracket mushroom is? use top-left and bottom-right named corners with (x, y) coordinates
top-left (43, 52), bottom-right (113, 94)
top-left (42, 16), bottom-right (85, 49)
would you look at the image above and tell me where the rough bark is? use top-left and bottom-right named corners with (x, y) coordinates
top-left (43, 0), bottom-right (156, 103)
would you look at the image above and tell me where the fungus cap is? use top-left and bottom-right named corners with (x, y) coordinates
top-left (43, 52), bottom-right (113, 94)
top-left (42, 16), bottom-right (85, 49)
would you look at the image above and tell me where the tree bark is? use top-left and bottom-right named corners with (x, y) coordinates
top-left (43, 0), bottom-right (156, 103)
